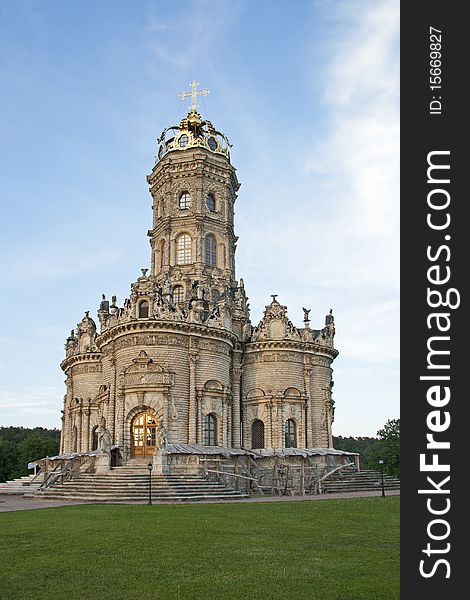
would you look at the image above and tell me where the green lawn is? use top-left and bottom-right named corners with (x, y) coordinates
top-left (0, 497), bottom-right (399, 600)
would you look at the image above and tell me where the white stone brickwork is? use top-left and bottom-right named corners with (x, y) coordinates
top-left (60, 105), bottom-right (338, 462)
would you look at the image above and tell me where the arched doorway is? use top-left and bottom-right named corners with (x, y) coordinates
top-left (131, 412), bottom-right (158, 458)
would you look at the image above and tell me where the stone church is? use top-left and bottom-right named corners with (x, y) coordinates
top-left (59, 83), bottom-right (338, 470)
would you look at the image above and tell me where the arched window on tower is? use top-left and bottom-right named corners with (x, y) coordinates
top-left (205, 235), bottom-right (217, 267)
top-left (176, 234), bottom-right (192, 264)
top-left (206, 193), bottom-right (216, 212)
top-left (172, 285), bottom-right (185, 304)
top-left (204, 413), bottom-right (218, 446)
top-left (211, 289), bottom-right (220, 303)
top-left (138, 300), bottom-right (149, 318)
top-left (285, 419), bottom-right (297, 448)
top-left (178, 191), bottom-right (191, 209)
top-left (251, 419), bottom-right (265, 449)
top-left (160, 240), bottom-right (166, 268)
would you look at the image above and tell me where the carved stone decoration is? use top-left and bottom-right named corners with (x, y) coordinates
top-left (124, 351), bottom-right (174, 388)
top-left (169, 393), bottom-right (178, 420)
top-left (251, 296), bottom-right (301, 342)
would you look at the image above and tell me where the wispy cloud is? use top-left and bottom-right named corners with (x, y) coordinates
top-left (0, 386), bottom-right (62, 427)
top-left (145, 0), bottom-right (245, 69)
top-left (2, 247), bottom-right (121, 283)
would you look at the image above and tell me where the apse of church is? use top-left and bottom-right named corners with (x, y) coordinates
top-left (59, 82), bottom-right (338, 462)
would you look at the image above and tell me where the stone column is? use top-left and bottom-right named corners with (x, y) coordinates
top-left (280, 401), bottom-right (286, 449)
top-left (188, 347), bottom-right (198, 443)
top-left (63, 375), bottom-right (73, 453)
top-left (303, 363), bottom-right (313, 447)
top-left (85, 399), bottom-right (91, 452)
top-left (67, 406), bottom-right (74, 453)
top-left (230, 365), bottom-right (242, 448)
top-left (311, 357), bottom-right (332, 448)
top-left (267, 400), bottom-right (273, 448)
top-left (196, 391), bottom-right (203, 444)
top-left (78, 399), bottom-right (83, 452)
top-left (107, 357), bottom-right (116, 441)
top-left (226, 394), bottom-right (232, 448)
top-left (116, 370), bottom-right (126, 449)
top-left (222, 392), bottom-right (228, 447)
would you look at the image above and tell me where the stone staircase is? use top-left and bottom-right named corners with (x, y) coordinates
top-left (0, 474), bottom-right (42, 496)
top-left (321, 468), bottom-right (400, 494)
top-left (25, 465), bottom-right (249, 503)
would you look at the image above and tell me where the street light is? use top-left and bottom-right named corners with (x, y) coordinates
top-left (378, 459), bottom-right (385, 497)
top-left (147, 462), bottom-right (153, 505)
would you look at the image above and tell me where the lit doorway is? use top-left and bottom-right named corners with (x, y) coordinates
top-left (131, 412), bottom-right (158, 458)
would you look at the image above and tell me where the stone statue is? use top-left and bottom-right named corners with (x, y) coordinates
top-left (157, 424), bottom-right (167, 450)
top-left (99, 294), bottom-right (109, 313)
top-left (98, 418), bottom-right (113, 453)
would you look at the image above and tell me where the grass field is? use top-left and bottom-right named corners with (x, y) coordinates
top-left (0, 497), bottom-right (399, 600)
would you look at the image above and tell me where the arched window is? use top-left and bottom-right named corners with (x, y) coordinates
top-left (211, 289), bottom-right (220, 303)
top-left (178, 191), bottom-right (191, 209)
top-left (138, 300), bottom-right (149, 318)
top-left (251, 420), bottom-right (265, 449)
top-left (205, 235), bottom-right (217, 266)
top-left (172, 285), bottom-right (185, 304)
top-left (285, 419), bottom-right (297, 448)
top-left (91, 425), bottom-right (99, 451)
top-left (204, 413), bottom-right (217, 446)
top-left (160, 240), bottom-right (166, 268)
top-left (176, 234), bottom-right (192, 264)
top-left (206, 193), bottom-right (216, 212)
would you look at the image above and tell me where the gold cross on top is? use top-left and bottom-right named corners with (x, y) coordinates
top-left (179, 80), bottom-right (209, 113)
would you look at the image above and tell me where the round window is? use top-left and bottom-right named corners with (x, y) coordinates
top-left (207, 136), bottom-right (217, 151)
top-left (158, 144), bottom-right (165, 159)
top-left (179, 134), bottom-right (189, 148)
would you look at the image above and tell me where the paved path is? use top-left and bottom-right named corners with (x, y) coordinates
top-left (0, 489), bottom-right (399, 512)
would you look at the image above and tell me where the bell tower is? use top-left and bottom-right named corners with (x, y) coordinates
top-left (146, 81), bottom-right (240, 305)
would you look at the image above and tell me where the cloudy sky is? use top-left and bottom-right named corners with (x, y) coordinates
top-left (0, 0), bottom-right (399, 437)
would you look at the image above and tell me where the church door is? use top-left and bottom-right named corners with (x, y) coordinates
top-left (131, 413), bottom-right (158, 458)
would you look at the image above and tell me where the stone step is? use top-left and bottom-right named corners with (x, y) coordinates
top-left (322, 469), bottom-right (400, 494)
top-left (27, 471), bottom-right (247, 502)
top-left (26, 493), bottom-right (248, 502)
top-left (41, 485), bottom-right (236, 492)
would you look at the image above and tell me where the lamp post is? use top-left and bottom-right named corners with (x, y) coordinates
top-left (147, 462), bottom-right (153, 505)
top-left (378, 459), bottom-right (385, 497)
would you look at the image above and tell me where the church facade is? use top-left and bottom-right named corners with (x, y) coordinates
top-left (59, 85), bottom-right (338, 466)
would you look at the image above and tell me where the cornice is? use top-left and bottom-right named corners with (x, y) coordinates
top-left (96, 319), bottom-right (237, 348)
top-left (60, 352), bottom-right (102, 373)
top-left (243, 339), bottom-right (338, 360)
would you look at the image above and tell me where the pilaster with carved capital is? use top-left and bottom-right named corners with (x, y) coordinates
top-left (188, 346), bottom-right (199, 443)
top-left (230, 365), bottom-right (242, 448)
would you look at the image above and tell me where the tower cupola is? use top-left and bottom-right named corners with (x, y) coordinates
top-left (156, 81), bottom-right (231, 162)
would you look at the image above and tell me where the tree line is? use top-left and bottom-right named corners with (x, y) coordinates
top-left (0, 427), bottom-right (60, 483)
top-left (334, 418), bottom-right (400, 477)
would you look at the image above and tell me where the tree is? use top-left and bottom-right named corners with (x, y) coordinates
top-left (0, 427), bottom-right (60, 482)
top-left (377, 418), bottom-right (400, 478)
top-left (333, 436), bottom-right (381, 470)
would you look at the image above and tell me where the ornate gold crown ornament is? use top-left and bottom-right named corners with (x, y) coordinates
top-left (157, 81), bottom-right (231, 161)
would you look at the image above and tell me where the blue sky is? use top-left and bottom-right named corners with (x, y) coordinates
top-left (0, 0), bottom-right (399, 436)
